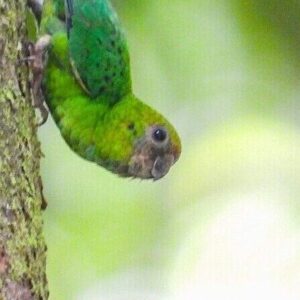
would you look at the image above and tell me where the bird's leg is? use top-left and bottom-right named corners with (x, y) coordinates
top-left (26, 35), bottom-right (51, 125)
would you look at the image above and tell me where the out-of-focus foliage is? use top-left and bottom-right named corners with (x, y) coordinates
top-left (38, 0), bottom-right (300, 299)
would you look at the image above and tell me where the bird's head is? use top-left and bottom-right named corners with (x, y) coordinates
top-left (128, 124), bottom-right (181, 179)
top-left (94, 94), bottom-right (181, 180)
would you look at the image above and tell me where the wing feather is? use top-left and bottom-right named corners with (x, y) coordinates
top-left (65, 0), bottom-right (132, 103)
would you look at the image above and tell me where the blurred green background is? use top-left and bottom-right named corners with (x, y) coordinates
top-left (38, 0), bottom-right (300, 299)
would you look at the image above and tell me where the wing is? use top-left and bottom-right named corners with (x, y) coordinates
top-left (65, 0), bottom-right (132, 103)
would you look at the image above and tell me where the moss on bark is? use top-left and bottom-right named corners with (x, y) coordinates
top-left (0, 0), bottom-right (48, 299)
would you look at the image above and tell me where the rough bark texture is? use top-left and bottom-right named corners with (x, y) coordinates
top-left (0, 1), bottom-right (48, 299)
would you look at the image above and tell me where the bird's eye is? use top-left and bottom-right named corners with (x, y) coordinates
top-left (152, 127), bottom-right (168, 143)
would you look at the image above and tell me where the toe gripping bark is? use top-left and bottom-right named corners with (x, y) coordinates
top-left (26, 35), bottom-right (51, 125)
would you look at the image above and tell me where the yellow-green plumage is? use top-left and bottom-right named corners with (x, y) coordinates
top-left (40, 0), bottom-right (181, 179)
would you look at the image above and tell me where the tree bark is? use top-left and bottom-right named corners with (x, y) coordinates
top-left (0, 1), bottom-right (48, 299)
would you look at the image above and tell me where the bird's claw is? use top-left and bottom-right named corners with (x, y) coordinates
top-left (25, 35), bottom-right (51, 126)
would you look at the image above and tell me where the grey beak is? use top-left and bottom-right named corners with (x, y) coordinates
top-left (151, 155), bottom-right (175, 180)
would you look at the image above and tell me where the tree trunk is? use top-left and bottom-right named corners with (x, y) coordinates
top-left (0, 1), bottom-right (48, 299)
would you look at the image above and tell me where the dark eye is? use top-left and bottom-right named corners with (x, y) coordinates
top-left (152, 127), bottom-right (167, 142)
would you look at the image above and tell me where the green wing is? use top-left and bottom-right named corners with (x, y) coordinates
top-left (65, 0), bottom-right (132, 104)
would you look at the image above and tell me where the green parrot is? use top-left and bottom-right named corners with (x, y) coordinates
top-left (32, 0), bottom-right (181, 179)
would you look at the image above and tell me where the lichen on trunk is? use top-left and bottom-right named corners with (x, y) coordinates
top-left (0, 0), bottom-right (48, 299)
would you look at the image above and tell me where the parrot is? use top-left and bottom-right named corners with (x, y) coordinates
top-left (30, 0), bottom-right (181, 180)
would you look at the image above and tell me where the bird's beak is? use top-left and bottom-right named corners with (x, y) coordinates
top-left (151, 154), bottom-right (175, 180)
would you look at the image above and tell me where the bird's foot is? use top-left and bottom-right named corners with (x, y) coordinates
top-left (25, 35), bottom-right (51, 125)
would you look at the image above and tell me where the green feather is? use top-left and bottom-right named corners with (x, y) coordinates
top-left (67, 0), bottom-right (131, 102)
top-left (40, 0), bottom-right (181, 179)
